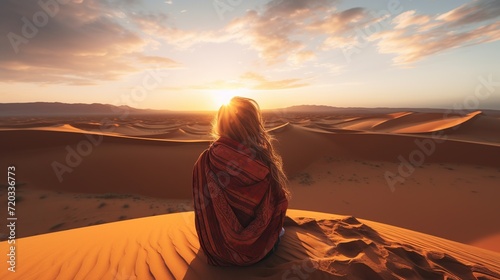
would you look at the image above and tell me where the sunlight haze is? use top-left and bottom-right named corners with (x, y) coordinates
top-left (1, 0), bottom-right (499, 110)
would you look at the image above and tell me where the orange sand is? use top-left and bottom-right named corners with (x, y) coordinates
top-left (1, 210), bottom-right (499, 279)
top-left (1, 109), bottom-right (500, 279)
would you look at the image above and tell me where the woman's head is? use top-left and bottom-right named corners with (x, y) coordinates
top-left (212, 97), bottom-right (264, 144)
top-left (212, 96), bottom-right (290, 199)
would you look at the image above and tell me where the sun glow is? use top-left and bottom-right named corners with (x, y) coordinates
top-left (212, 88), bottom-right (248, 109)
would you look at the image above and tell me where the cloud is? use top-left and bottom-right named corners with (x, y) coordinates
top-left (126, 12), bottom-right (195, 46)
top-left (3, 0), bottom-right (497, 87)
top-left (392, 10), bottom-right (430, 29)
top-left (437, 0), bottom-right (500, 26)
top-left (0, 0), bottom-right (179, 85)
top-left (114, 1), bottom-right (369, 67)
top-left (135, 55), bottom-right (181, 68)
top-left (127, 11), bottom-right (228, 48)
top-left (307, 7), bottom-right (372, 34)
top-left (241, 72), bottom-right (308, 90)
top-left (225, 0), bottom-right (378, 64)
top-left (308, 7), bottom-right (384, 50)
top-left (178, 72), bottom-right (308, 91)
top-left (290, 50), bottom-right (316, 64)
top-left (175, 0), bottom-right (498, 67)
top-left (369, 1), bottom-right (500, 65)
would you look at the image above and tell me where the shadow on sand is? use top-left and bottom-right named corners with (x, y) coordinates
top-left (182, 216), bottom-right (333, 280)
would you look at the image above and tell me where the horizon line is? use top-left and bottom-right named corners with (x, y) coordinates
top-left (1, 101), bottom-right (499, 113)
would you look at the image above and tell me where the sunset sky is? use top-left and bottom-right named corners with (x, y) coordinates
top-left (1, 0), bottom-right (499, 111)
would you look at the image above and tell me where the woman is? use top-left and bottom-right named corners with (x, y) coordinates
top-left (192, 96), bottom-right (290, 266)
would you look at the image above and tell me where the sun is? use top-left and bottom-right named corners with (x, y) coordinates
top-left (211, 88), bottom-right (250, 109)
top-left (212, 89), bottom-right (239, 108)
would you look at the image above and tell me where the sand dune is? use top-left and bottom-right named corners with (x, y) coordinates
top-left (382, 111), bottom-right (482, 134)
top-left (1, 109), bottom-right (500, 279)
top-left (444, 114), bottom-right (500, 144)
top-left (368, 111), bottom-right (460, 132)
top-left (0, 129), bottom-right (208, 199)
top-left (285, 111), bottom-right (499, 145)
top-left (1, 210), bottom-right (499, 280)
top-left (3, 110), bottom-right (498, 144)
top-left (331, 116), bottom-right (399, 131)
top-left (1, 111), bottom-right (499, 251)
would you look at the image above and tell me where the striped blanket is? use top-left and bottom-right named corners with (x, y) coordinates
top-left (193, 137), bottom-right (288, 266)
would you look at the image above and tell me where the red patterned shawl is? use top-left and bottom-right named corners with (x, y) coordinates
top-left (193, 137), bottom-right (288, 266)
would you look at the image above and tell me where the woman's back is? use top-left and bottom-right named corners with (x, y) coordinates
top-left (192, 97), bottom-right (289, 266)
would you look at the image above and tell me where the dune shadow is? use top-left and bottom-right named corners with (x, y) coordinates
top-left (182, 213), bottom-right (500, 280)
top-left (181, 216), bottom-right (333, 280)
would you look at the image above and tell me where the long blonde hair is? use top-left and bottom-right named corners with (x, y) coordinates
top-left (212, 96), bottom-right (290, 200)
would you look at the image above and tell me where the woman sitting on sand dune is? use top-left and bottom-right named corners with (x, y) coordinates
top-left (192, 96), bottom-right (289, 266)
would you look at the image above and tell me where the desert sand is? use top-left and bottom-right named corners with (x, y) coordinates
top-left (1, 210), bottom-right (499, 279)
top-left (1, 108), bottom-right (500, 278)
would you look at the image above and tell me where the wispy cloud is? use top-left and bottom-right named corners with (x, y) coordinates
top-left (225, 0), bottom-right (377, 64)
top-left (134, 55), bottom-right (181, 68)
top-left (171, 72), bottom-right (308, 91)
top-left (437, 0), bottom-right (500, 26)
top-left (392, 10), bottom-right (430, 29)
top-left (307, 7), bottom-right (382, 50)
top-left (241, 72), bottom-right (308, 90)
top-left (216, 0), bottom-right (500, 66)
top-left (369, 0), bottom-right (500, 65)
top-left (127, 11), bottom-right (228, 48)
top-left (2, 0), bottom-right (499, 87)
top-left (0, 0), bottom-right (179, 85)
top-left (290, 50), bottom-right (317, 64)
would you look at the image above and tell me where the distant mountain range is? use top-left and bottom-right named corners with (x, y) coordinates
top-left (0, 102), bottom-right (169, 117)
top-left (0, 102), bottom-right (498, 117)
top-left (272, 105), bottom-right (500, 116)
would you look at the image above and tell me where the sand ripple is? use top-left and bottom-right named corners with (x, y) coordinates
top-left (1, 210), bottom-right (499, 280)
